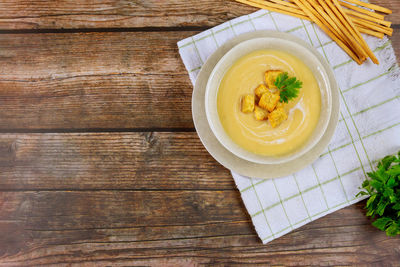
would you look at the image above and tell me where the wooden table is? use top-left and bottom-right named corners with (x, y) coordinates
top-left (0, 1), bottom-right (399, 265)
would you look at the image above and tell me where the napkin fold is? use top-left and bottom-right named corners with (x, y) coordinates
top-left (178, 8), bottom-right (400, 244)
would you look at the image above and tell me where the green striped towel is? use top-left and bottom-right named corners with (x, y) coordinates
top-left (177, 8), bottom-right (400, 244)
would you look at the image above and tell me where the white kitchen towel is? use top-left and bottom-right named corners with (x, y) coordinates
top-left (177, 8), bottom-right (400, 244)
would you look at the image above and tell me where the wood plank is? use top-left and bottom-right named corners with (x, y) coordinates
top-left (0, 0), bottom-right (398, 30)
top-left (0, 31), bottom-right (194, 129)
top-left (0, 191), bottom-right (399, 265)
top-left (0, 133), bottom-right (233, 190)
top-left (0, 31), bottom-right (399, 130)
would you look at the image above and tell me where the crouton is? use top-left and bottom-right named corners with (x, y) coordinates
top-left (258, 91), bottom-right (280, 112)
top-left (265, 70), bottom-right (284, 89)
top-left (254, 84), bottom-right (268, 99)
top-left (254, 105), bottom-right (269, 121)
top-left (268, 107), bottom-right (288, 128)
top-left (241, 95), bottom-right (255, 113)
top-left (276, 101), bottom-right (285, 109)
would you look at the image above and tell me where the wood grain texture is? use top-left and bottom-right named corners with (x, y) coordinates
top-left (0, 133), bottom-right (232, 190)
top-left (0, 31), bottom-right (193, 129)
top-left (0, 0), bottom-right (398, 30)
top-left (0, 192), bottom-right (399, 266)
top-left (0, 1), bottom-right (399, 265)
top-left (0, 133), bottom-right (399, 265)
top-left (0, 31), bottom-right (399, 130)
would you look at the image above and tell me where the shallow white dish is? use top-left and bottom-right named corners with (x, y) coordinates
top-left (205, 36), bottom-right (332, 164)
top-left (192, 30), bottom-right (340, 179)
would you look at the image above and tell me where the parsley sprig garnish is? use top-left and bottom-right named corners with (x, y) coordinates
top-left (357, 151), bottom-right (400, 236)
top-left (274, 72), bottom-right (302, 103)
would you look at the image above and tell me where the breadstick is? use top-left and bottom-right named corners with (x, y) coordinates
top-left (239, 0), bottom-right (392, 31)
top-left (307, 0), bottom-right (368, 60)
top-left (235, 0), bottom-right (310, 19)
top-left (248, 0), bottom-right (306, 15)
top-left (330, 0), bottom-right (378, 64)
top-left (339, 0), bottom-right (385, 20)
top-left (234, 0), bottom-right (392, 40)
top-left (352, 16), bottom-right (393, 36)
top-left (316, 0), bottom-right (366, 56)
top-left (303, 0), bottom-right (350, 46)
top-left (341, 0), bottom-right (392, 14)
top-left (279, 0), bottom-right (392, 16)
top-left (293, 0), bottom-right (363, 64)
top-left (358, 25), bottom-right (384, 39)
top-left (269, 0), bottom-right (299, 8)
top-left (289, 0), bottom-right (393, 28)
top-left (318, 0), bottom-right (368, 60)
top-left (345, 9), bottom-right (391, 27)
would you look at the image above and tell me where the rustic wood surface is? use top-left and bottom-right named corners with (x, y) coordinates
top-left (0, 0), bottom-right (399, 266)
top-left (0, 0), bottom-right (399, 29)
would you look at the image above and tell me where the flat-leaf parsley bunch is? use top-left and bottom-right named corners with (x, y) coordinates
top-left (274, 72), bottom-right (302, 103)
top-left (357, 151), bottom-right (400, 236)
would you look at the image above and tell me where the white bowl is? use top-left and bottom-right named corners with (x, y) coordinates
top-left (205, 35), bottom-right (332, 165)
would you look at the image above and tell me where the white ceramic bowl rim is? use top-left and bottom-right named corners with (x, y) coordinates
top-left (205, 35), bottom-right (332, 165)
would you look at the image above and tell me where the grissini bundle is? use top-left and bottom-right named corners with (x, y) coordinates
top-left (234, 0), bottom-right (393, 64)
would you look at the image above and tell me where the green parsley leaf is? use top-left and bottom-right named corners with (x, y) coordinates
top-left (274, 72), bottom-right (302, 103)
top-left (387, 165), bottom-right (400, 177)
top-left (372, 217), bottom-right (392, 231)
top-left (379, 155), bottom-right (396, 170)
top-left (386, 222), bottom-right (400, 236)
top-left (358, 151), bottom-right (400, 236)
top-left (356, 191), bottom-right (369, 197)
top-left (366, 194), bottom-right (377, 209)
top-left (393, 203), bottom-right (400, 210)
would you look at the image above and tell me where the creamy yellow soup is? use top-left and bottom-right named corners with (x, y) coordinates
top-left (217, 49), bottom-right (321, 157)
